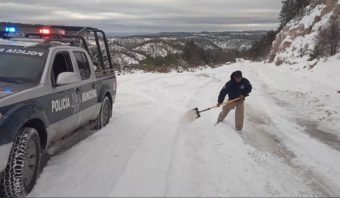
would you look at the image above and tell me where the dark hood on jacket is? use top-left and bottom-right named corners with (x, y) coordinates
top-left (230, 70), bottom-right (243, 81)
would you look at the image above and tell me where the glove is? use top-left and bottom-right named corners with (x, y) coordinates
top-left (239, 95), bottom-right (245, 100)
top-left (217, 103), bottom-right (222, 107)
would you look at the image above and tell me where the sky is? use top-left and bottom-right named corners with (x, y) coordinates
top-left (0, 0), bottom-right (282, 34)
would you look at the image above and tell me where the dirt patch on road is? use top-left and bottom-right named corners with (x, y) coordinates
top-left (296, 118), bottom-right (340, 152)
top-left (245, 106), bottom-right (296, 162)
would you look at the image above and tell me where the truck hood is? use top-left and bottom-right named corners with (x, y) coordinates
top-left (0, 81), bottom-right (36, 99)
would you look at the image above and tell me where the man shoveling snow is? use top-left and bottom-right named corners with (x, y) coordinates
top-left (216, 70), bottom-right (252, 131)
top-left (180, 70), bottom-right (252, 127)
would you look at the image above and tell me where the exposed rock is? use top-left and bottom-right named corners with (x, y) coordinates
top-left (275, 57), bottom-right (285, 66)
top-left (324, 0), bottom-right (337, 10)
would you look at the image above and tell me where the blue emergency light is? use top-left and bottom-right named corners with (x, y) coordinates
top-left (5, 27), bottom-right (16, 33)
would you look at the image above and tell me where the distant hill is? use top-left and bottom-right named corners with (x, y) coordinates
top-left (0, 22), bottom-right (267, 72)
top-left (107, 31), bottom-right (267, 72)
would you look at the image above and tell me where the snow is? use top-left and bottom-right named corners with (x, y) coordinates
top-left (134, 42), bottom-right (181, 58)
top-left (0, 38), bottom-right (10, 45)
top-left (134, 52), bottom-right (146, 61)
top-left (29, 59), bottom-right (340, 197)
top-left (213, 39), bottom-right (253, 51)
top-left (301, 4), bottom-right (326, 28)
top-left (112, 53), bottom-right (139, 66)
top-left (0, 38), bottom-right (38, 47)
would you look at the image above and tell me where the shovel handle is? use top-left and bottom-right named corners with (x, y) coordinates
top-left (199, 98), bottom-right (241, 113)
top-left (222, 98), bottom-right (242, 105)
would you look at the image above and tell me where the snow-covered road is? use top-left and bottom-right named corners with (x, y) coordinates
top-left (29, 60), bottom-right (340, 197)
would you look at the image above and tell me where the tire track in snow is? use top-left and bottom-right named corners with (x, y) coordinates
top-left (136, 72), bottom-right (224, 196)
top-left (109, 107), bottom-right (184, 196)
top-left (244, 105), bottom-right (333, 196)
top-left (107, 83), bottom-right (174, 194)
top-left (243, 64), bottom-right (337, 196)
top-left (154, 72), bottom-right (225, 196)
top-left (163, 125), bottom-right (185, 197)
top-left (108, 108), bottom-right (168, 192)
top-left (125, 73), bottom-right (222, 196)
top-left (214, 122), bottom-right (319, 197)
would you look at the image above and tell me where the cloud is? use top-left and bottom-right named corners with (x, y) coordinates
top-left (0, 0), bottom-right (282, 33)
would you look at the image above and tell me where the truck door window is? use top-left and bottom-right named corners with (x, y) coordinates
top-left (74, 51), bottom-right (91, 80)
top-left (51, 52), bottom-right (74, 86)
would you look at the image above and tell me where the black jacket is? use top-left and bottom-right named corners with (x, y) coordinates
top-left (218, 72), bottom-right (252, 103)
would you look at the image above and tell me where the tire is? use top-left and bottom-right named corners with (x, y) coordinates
top-left (2, 127), bottom-right (41, 198)
top-left (0, 176), bottom-right (5, 198)
top-left (94, 96), bottom-right (112, 130)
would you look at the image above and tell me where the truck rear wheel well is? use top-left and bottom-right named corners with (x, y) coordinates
top-left (104, 92), bottom-right (112, 105)
top-left (24, 119), bottom-right (47, 151)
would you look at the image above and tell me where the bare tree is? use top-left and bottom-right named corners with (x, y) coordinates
top-left (317, 5), bottom-right (340, 56)
top-left (330, 6), bottom-right (340, 55)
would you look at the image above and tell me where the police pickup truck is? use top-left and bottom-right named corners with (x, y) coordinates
top-left (0, 25), bottom-right (116, 197)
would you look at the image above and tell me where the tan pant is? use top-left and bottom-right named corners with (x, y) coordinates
top-left (217, 100), bottom-right (244, 130)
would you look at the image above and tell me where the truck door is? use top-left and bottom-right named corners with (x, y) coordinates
top-left (48, 51), bottom-right (82, 140)
top-left (72, 51), bottom-right (99, 125)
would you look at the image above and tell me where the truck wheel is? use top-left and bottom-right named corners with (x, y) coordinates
top-left (0, 177), bottom-right (5, 197)
top-left (94, 96), bottom-right (112, 130)
top-left (2, 127), bottom-right (41, 198)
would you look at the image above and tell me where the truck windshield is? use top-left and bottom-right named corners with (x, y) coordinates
top-left (0, 46), bottom-right (47, 83)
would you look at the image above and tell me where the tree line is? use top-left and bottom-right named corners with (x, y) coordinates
top-left (245, 0), bottom-right (340, 61)
top-left (312, 4), bottom-right (340, 59)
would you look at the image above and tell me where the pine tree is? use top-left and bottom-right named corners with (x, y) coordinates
top-left (309, 45), bottom-right (321, 60)
top-left (248, 30), bottom-right (277, 60)
top-left (279, 0), bottom-right (310, 30)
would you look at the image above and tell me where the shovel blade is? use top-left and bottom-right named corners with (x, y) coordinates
top-left (180, 108), bottom-right (200, 124)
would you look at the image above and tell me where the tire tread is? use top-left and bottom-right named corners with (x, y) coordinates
top-left (1, 128), bottom-right (40, 198)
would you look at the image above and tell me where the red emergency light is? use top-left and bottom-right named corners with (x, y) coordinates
top-left (38, 27), bottom-right (65, 36)
top-left (39, 28), bottom-right (51, 35)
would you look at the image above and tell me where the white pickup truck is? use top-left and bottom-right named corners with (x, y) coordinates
top-left (0, 25), bottom-right (116, 197)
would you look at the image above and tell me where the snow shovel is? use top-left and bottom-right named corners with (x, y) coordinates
top-left (180, 98), bottom-right (241, 124)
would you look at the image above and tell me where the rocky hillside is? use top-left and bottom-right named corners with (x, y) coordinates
top-left (270, 0), bottom-right (340, 65)
top-left (109, 31), bottom-right (266, 71)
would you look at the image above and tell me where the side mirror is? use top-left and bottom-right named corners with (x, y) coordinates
top-left (56, 72), bottom-right (78, 86)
